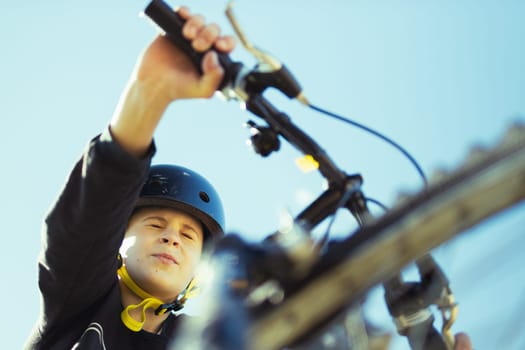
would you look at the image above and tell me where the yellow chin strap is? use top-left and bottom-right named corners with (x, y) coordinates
top-left (117, 264), bottom-right (199, 332)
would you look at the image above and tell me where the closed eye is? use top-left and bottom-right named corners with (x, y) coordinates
top-left (181, 232), bottom-right (195, 240)
top-left (142, 216), bottom-right (167, 229)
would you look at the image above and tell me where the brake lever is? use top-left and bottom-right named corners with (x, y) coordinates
top-left (143, 0), bottom-right (308, 104)
top-left (225, 2), bottom-right (309, 105)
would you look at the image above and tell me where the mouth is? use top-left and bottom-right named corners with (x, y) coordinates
top-left (153, 253), bottom-right (178, 265)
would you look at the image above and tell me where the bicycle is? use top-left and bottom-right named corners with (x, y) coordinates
top-left (143, 1), bottom-right (525, 349)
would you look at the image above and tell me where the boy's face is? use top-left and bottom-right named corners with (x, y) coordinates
top-left (120, 207), bottom-right (204, 302)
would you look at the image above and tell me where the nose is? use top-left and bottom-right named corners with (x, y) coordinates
top-left (159, 227), bottom-right (182, 246)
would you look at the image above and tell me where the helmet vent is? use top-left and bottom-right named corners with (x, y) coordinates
top-left (149, 174), bottom-right (169, 194)
top-left (199, 191), bottom-right (210, 203)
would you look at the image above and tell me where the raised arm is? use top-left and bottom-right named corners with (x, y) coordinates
top-left (109, 6), bottom-right (236, 157)
top-left (34, 5), bottom-right (236, 338)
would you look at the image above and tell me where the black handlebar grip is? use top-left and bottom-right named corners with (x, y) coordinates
top-left (144, 0), bottom-right (242, 91)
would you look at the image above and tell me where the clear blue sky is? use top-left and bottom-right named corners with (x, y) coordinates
top-left (2, 0), bottom-right (524, 349)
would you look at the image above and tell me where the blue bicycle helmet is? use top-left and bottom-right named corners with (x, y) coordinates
top-left (135, 164), bottom-right (225, 239)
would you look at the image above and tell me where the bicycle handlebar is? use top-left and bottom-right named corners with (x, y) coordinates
top-left (143, 0), bottom-right (352, 230)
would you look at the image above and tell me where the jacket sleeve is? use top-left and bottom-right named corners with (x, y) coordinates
top-left (38, 127), bottom-right (156, 325)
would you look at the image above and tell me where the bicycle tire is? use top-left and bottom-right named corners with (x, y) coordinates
top-left (248, 122), bottom-right (525, 350)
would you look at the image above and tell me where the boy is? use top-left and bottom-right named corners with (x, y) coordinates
top-left (25, 4), bottom-right (472, 349)
top-left (25, 6), bottom-right (234, 349)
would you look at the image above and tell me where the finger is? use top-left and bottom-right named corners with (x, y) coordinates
top-left (177, 6), bottom-right (191, 20)
top-left (454, 332), bottom-right (472, 350)
top-left (198, 51), bottom-right (224, 97)
top-left (215, 35), bottom-right (236, 53)
top-left (192, 23), bottom-right (221, 52)
top-left (182, 14), bottom-right (205, 40)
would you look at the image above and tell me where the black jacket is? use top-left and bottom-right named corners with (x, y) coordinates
top-left (25, 129), bottom-right (184, 349)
